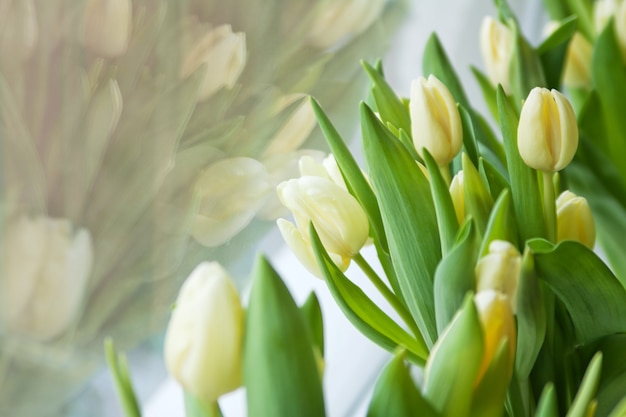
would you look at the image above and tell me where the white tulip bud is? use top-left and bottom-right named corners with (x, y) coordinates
top-left (480, 16), bottom-right (515, 94)
top-left (307, 0), bottom-right (385, 49)
top-left (0, 0), bottom-right (38, 62)
top-left (1, 216), bottom-right (93, 341)
top-left (410, 75), bottom-right (463, 166)
top-left (192, 157), bottom-right (273, 247)
top-left (556, 190), bottom-right (596, 249)
top-left (517, 87), bottom-right (578, 172)
top-left (181, 25), bottom-right (246, 101)
top-left (263, 95), bottom-right (317, 158)
top-left (82, 0), bottom-right (132, 58)
top-left (164, 262), bottom-right (244, 403)
top-left (449, 170), bottom-right (465, 225)
top-left (475, 240), bottom-right (521, 313)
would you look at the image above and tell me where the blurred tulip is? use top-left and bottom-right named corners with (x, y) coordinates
top-left (191, 157), bottom-right (273, 247)
top-left (449, 170), bottom-right (465, 225)
top-left (410, 75), bottom-right (463, 166)
top-left (562, 32), bottom-right (593, 89)
top-left (164, 262), bottom-right (244, 403)
top-left (594, 0), bottom-right (619, 33)
top-left (480, 16), bottom-right (514, 94)
top-left (263, 95), bottom-right (317, 158)
top-left (517, 87), bottom-right (578, 172)
top-left (0, 0), bottom-right (38, 62)
top-left (1, 216), bottom-right (93, 341)
top-left (82, 0), bottom-right (132, 58)
top-left (556, 190), bottom-right (596, 249)
top-left (616, 0), bottom-right (626, 59)
top-left (474, 289), bottom-right (516, 383)
top-left (181, 24), bottom-right (246, 101)
top-left (307, 0), bottom-right (385, 49)
top-left (475, 240), bottom-right (521, 313)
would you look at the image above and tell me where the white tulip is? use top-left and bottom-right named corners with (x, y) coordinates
top-left (164, 262), bottom-right (244, 403)
top-left (1, 216), bottom-right (93, 341)
top-left (263, 95), bottom-right (317, 158)
top-left (475, 240), bottom-right (521, 313)
top-left (480, 16), bottom-right (515, 94)
top-left (0, 0), bottom-right (38, 62)
top-left (181, 25), bottom-right (246, 101)
top-left (82, 0), bottom-right (132, 58)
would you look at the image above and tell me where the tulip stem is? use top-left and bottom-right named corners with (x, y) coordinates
top-left (438, 164), bottom-right (452, 186)
top-left (353, 253), bottom-right (425, 344)
top-left (541, 171), bottom-right (556, 242)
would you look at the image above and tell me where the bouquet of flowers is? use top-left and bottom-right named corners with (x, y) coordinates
top-left (108, 0), bottom-right (626, 416)
top-left (0, 0), bottom-right (404, 415)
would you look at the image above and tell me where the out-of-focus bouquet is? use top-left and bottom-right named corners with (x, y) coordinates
top-left (0, 0), bottom-right (405, 415)
top-left (108, 0), bottom-right (626, 416)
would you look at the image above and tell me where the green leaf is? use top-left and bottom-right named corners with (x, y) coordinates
top-left (459, 105), bottom-right (480, 168)
top-left (423, 149), bottom-right (459, 255)
top-left (564, 0), bottom-right (593, 40)
top-left (591, 20), bottom-right (626, 185)
top-left (244, 256), bottom-right (326, 417)
top-left (310, 225), bottom-right (428, 362)
top-left (535, 384), bottom-right (559, 417)
top-left (607, 397), bottom-right (626, 417)
top-left (497, 86), bottom-right (547, 243)
top-left (104, 338), bottom-right (142, 417)
top-left (515, 248), bottom-right (547, 379)
top-left (470, 66), bottom-right (499, 125)
top-left (510, 22), bottom-right (548, 105)
top-left (538, 16), bottom-right (578, 89)
top-left (479, 157), bottom-right (510, 200)
top-left (422, 33), bottom-right (470, 108)
top-left (367, 351), bottom-right (440, 417)
top-left (300, 292), bottom-right (325, 359)
top-left (528, 239), bottom-right (626, 343)
top-left (462, 153), bottom-right (495, 235)
top-left (311, 97), bottom-right (389, 253)
top-left (537, 16), bottom-right (578, 55)
top-left (479, 189), bottom-right (518, 257)
top-left (566, 352), bottom-right (603, 417)
top-left (362, 60), bottom-right (411, 135)
top-left (361, 102), bottom-right (441, 346)
top-left (433, 220), bottom-right (480, 334)
top-left (424, 295), bottom-right (484, 417)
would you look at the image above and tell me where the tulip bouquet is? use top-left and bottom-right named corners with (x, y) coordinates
top-left (0, 0), bottom-right (404, 415)
top-left (107, 0), bottom-right (626, 416)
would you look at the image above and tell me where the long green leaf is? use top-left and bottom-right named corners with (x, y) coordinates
top-left (528, 239), bottom-right (626, 343)
top-left (422, 33), bottom-right (470, 108)
top-left (566, 352), bottom-right (603, 417)
top-left (361, 102), bottom-right (440, 346)
top-left (479, 189), bottom-right (518, 256)
top-left (244, 256), bottom-right (325, 417)
top-left (535, 384), bottom-right (559, 417)
top-left (310, 225), bottom-right (428, 362)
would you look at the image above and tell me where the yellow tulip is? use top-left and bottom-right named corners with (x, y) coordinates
top-left (410, 75), bottom-right (463, 166)
top-left (556, 190), bottom-right (596, 249)
top-left (517, 87), bottom-right (578, 172)
top-left (164, 262), bottom-right (244, 403)
top-left (480, 16), bottom-right (515, 94)
top-left (475, 240), bottom-right (521, 313)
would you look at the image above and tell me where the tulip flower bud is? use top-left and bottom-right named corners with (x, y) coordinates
top-left (562, 32), bottom-right (593, 89)
top-left (277, 170), bottom-right (368, 277)
top-left (615, 0), bottom-right (626, 59)
top-left (82, 0), bottom-right (132, 58)
top-left (410, 75), bottom-right (463, 166)
top-left (1, 216), bottom-right (93, 341)
top-left (556, 191), bottom-right (596, 249)
top-left (192, 157), bottom-right (273, 247)
top-left (480, 16), bottom-right (515, 94)
top-left (594, 0), bottom-right (619, 34)
top-left (0, 0), bottom-right (38, 62)
top-left (181, 25), bottom-right (246, 101)
top-left (475, 240), bottom-right (521, 313)
top-left (164, 262), bottom-right (244, 403)
top-left (307, 0), bottom-right (385, 49)
top-left (517, 87), bottom-right (578, 172)
top-left (449, 170), bottom-right (465, 225)
top-left (474, 289), bottom-right (516, 383)
top-left (263, 95), bottom-right (317, 158)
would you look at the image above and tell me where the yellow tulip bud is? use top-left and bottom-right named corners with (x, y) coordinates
top-left (307, 0), bottom-right (385, 49)
top-left (474, 290), bottom-right (516, 383)
top-left (480, 16), bottom-right (515, 94)
top-left (517, 87), bottom-right (578, 172)
top-left (410, 75), bottom-right (463, 166)
top-left (164, 262), bottom-right (244, 403)
top-left (475, 240), bottom-right (521, 313)
top-left (181, 25), bottom-right (246, 101)
top-left (449, 170), bottom-right (465, 225)
top-left (545, 22), bottom-right (592, 89)
top-left (1, 216), bottom-right (93, 341)
top-left (82, 0), bottom-right (132, 58)
top-left (556, 190), bottom-right (596, 249)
